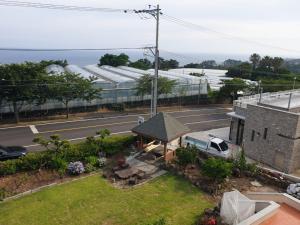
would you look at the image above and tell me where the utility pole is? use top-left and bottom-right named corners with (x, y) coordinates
top-left (293, 77), bottom-right (296, 90)
top-left (153, 4), bottom-right (160, 116)
top-left (134, 5), bottom-right (160, 117)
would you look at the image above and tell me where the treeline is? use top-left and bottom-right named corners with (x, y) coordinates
top-left (99, 53), bottom-right (225, 70)
top-left (98, 53), bottom-right (179, 70)
top-left (225, 53), bottom-right (300, 92)
top-left (0, 61), bottom-right (100, 123)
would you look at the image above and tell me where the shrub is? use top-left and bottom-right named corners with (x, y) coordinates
top-left (16, 152), bottom-right (50, 171)
top-left (61, 145), bottom-right (86, 162)
top-left (0, 160), bottom-right (17, 175)
top-left (246, 163), bottom-right (258, 176)
top-left (101, 135), bottom-right (135, 155)
top-left (0, 188), bottom-right (6, 201)
top-left (176, 146), bottom-right (198, 166)
top-left (68, 161), bottom-right (85, 175)
top-left (202, 158), bottom-right (232, 183)
top-left (49, 157), bottom-right (68, 177)
top-left (233, 149), bottom-right (258, 176)
top-left (84, 163), bottom-right (97, 173)
top-left (233, 149), bottom-right (247, 172)
top-left (0, 134), bottom-right (135, 177)
top-left (84, 156), bottom-right (99, 167)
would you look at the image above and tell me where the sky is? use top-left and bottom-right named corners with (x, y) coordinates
top-left (0, 0), bottom-right (300, 61)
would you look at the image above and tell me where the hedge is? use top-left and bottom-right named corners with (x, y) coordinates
top-left (101, 135), bottom-right (136, 155)
top-left (0, 134), bottom-right (136, 176)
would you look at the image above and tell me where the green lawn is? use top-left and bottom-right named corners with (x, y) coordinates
top-left (0, 173), bottom-right (213, 225)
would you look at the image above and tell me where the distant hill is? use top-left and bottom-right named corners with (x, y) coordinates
top-left (284, 59), bottom-right (300, 73)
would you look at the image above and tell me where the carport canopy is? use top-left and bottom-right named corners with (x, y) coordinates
top-left (132, 112), bottom-right (190, 159)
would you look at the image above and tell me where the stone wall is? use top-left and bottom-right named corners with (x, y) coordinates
top-left (243, 104), bottom-right (300, 173)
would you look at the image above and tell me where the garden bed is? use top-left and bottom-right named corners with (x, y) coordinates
top-left (167, 162), bottom-right (284, 201)
top-left (0, 169), bottom-right (100, 200)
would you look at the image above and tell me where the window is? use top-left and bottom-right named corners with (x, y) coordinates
top-left (219, 141), bottom-right (229, 151)
top-left (211, 142), bottom-right (220, 151)
top-left (251, 130), bottom-right (255, 141)
top-left (263, 128), bottom-right (268, 139)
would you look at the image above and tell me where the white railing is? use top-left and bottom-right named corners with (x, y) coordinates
top-left (234, 89), bottom-right (300, 108)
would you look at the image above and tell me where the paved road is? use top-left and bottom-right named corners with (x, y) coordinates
top-left (0, 106), bottom-right (231, 151)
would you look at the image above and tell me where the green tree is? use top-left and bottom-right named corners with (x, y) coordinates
top-left (154, 57), bottom-right (179, 70)
top-left (128, 58), bottom-right (152, 70)
top-left (0, 62), bottom-right (49, 123)
top-left (33, 134), bottom-right (70, 155)
top-left (272, 57), bottom-right (284, 73)
top-left (99, 53), bottom-right (129, 67)
top-left (249, 53), bottom-right (261, 70)
top-left (183, 63), bottom-right (201, 68)
top-left (223, 59), bottom-right (243, 68)
top-left (96, 128), bottom-right (111, 140)
top-left (259, 56), bottom-right (273, 71)
top-left (226, 62), bottom-right (252, 79)
top-left (200, 60), bottom-right (217, 69)
top-left (50, 72), bottom-right (101, 118)
top-left (219, 78), bottom-right (249, 101)
top-left (202, 158), bottom-right (232, 183)
top-left (136, 74), bottom-right (177, 97)
top-left (40, 59), bottom-right (68, 68)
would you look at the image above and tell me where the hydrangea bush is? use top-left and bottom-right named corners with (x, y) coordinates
top-left (68, 161), bottom-right (85, 175)
top-left (98, 157), bottom-right (107, 167)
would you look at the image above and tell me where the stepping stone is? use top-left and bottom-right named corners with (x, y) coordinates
top-left (251, 180), bottom-right (263, 187)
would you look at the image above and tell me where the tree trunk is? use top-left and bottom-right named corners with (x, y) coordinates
top-left (13, 101), bottom-right (20, 123)
top-left (66, 101), bottom-right (69, 119)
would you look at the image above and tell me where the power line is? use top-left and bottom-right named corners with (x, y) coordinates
top-left (161, 14), bottom-right (300, 54)
top-left (0, 0), bottom-right (133, 13)
top-left (0, 47), bottom-right (154, 52)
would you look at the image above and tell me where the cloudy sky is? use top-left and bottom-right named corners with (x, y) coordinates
top-left (0, 0), bottom-right (300, 60)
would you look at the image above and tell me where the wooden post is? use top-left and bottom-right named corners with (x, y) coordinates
top-left (140, 136), bottom-right (144, 149)
top-left (164, 142), bottom-right (167, 161)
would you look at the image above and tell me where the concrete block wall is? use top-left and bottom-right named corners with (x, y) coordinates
top-left (290, 120), bottom-right (300, 172)
top-left (243, 104), bottom-right (300, 173)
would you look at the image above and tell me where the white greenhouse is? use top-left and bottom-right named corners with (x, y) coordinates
top-left (45, 64), bottom-right (65, 74)
top-left (65, 64), bottom-right (114, 89)
top-left (84, 64), bottom-right (136, 89)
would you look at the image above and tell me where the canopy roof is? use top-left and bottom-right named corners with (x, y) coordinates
top-left (132, 112), bottom-right (190, 143)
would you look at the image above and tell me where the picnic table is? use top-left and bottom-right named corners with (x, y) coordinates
top-left (115, 167), bottom-right (139, 179)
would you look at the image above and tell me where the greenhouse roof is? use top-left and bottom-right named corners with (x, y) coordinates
top-left (65, 65), bottom-right (106, 81)
top-left (101, 65), bottom-right (144, 80)
top-left (45, 64), bottom-right (65, 74)
top-left (84, 65), bottom-right (135, 84)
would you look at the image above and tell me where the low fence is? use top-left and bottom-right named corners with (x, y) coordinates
top-left (0, 84), bottom-right (208, 120)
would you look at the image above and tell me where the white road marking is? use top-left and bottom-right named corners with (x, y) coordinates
top-left (184, 118), bottom-right (230, 125)
top-left (175, 112), bottom-right (226, 119)
top-left (23, 119), bottom-right (230, 149)
top-left (38, 113), bottom-right (228, 134)
top-left (0, 107), bottom-right (229, 130)
top-left (29, 125), bottom-right (39, 134)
